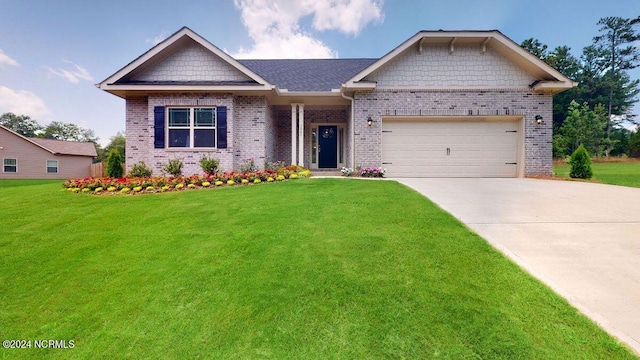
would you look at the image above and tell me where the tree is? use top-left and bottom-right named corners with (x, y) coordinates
top-left (546, 46), bottom-right (581, 127)
top-left (628, 130), bottom-right (640, 157)
top-left (40, 121), bottom-right (98, 142)
top-left (557, 101), bottom-right (607, 156)
top-left (592, 16), bottom-right (640, 144)
top-left (547, 46), bottom-right (581, 79)
top-left (104, 132), bottom-right (125, 160)
top-left (569, 145), bottom-right (593, 179)
top-left (521, 38), bottom-right (548, 59)
top-left (106, 148), bottom-right (124, 178)
top-left (0, 112), bottom-right (42, 137)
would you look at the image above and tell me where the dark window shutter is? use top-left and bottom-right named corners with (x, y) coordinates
top-left (217, 106), bottom-right (227, 149)
top-left (154, 106), bottom-right (165, 149)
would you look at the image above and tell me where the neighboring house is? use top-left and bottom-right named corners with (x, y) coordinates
top-left (98, 27), bottom-right (575, 177)
top-left (0, 125), bottom-right (97, 179)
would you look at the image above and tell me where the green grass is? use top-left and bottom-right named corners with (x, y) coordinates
top-left (554, 161), bottom-right (640, 188)
top-left (1, 179), bottom-right (635, 359)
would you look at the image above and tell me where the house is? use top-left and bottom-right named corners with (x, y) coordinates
top-left (98, 27), bottom-right (575, 177)
top-left (0, 125), bottom-right (97, 179)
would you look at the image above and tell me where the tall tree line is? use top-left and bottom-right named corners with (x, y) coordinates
top-left (521, 16), bottom-right (640, 158)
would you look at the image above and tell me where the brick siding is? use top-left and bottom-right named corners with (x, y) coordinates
top-left (353, 89), bottom-right (553, 176)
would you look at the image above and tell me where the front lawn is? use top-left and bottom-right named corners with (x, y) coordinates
top-left (0, 179), bottom-right (635, 359)
top-left (554, 160), bottom-right (640, 188)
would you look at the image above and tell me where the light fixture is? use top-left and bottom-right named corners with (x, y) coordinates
top-left (367, 116), bottom-right (373, 126)
top-left (535, 115), bottom-right (543, 125)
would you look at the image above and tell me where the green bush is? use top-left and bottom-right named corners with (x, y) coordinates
top-left (128, 161), bottom-right (152, 177)
top-left (106, 149), bottom-right (124, 178)
top-left (162, 159), bottom-right (183, 177)
top-left (569, 145), bottom-right (593, 179)
top-left (199, 156), bottom-right (220, 176)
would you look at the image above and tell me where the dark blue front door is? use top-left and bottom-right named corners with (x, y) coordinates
top-left (318, 125), bottom-right (337, 168)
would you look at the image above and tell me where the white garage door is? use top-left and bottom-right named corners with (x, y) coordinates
top-left (381, 119), bottom-right (519, 177)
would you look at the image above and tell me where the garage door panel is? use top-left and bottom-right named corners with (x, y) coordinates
top-left (382, 119), bottom-right (519, 177)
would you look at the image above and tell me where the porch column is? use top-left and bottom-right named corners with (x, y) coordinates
top-left (291, 104), bottom-right (297, 165)
top-left (298, 104), bottom-right (304, 166)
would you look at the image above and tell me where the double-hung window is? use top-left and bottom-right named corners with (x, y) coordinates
top-left (168, 107), bottom-right (216, 148)
top-left (3, 158), bottom-right (17, 173)
top-left (47, 160), bottom-right (58, 173)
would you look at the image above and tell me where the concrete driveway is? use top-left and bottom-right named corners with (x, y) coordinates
top-left (396, 178), bottom-right (640, 354)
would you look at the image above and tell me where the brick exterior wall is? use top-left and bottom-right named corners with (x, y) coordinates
top-left (126, 94), bottom-right (276, 175)
top-left (126, 93), bottom-right (235, 175)
top-left (366, 44), bottom-right (536, 88)
top-left (127, 90), bottom-right (551, 176)
top-left (353, 89), bottom-right (553, 176)
top-left (134, 42), bottom-right (252, 82)
top-left (232, 96), bottom-right (268, 169)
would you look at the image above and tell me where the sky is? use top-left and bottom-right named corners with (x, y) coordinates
top-left (0, 0), bottom-right (639, 146)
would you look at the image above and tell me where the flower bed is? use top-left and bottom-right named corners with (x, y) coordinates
top-left (340, 166), bottom-right (386, 178)
top-left (62, 166), bottom-right (311, 195)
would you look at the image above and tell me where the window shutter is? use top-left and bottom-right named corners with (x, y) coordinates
top-left (154, 106), bottom-right (165, 149)
top-left (217, 106), bottom-right (227, 149)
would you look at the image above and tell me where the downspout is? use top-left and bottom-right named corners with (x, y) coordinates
top-left (340, 87), bottom-right (355, 169)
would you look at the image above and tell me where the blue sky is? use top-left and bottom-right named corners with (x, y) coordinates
top-left (0, 0), bottom-right (638, 145)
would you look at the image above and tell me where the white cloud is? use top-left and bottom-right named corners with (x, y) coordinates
top-left (232, 0), bottom-right (384, 59)
top-left (146, 30), bottom-right (171, 46)
top-left (0, 85), bottom-right (51, 121)
top-left (310, 0), bottom-right (385, 35)
top-left (0, 49), bottom-right (19, 67)
top-left (46, 60), bottom-right (94, 84)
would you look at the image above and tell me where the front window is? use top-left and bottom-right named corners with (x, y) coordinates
top-left (3, 158), bottom-right (17, 173)
top-left (47, 160), bottom-right (58, 173)
top-left (168, 107), bottom-right (216, 148)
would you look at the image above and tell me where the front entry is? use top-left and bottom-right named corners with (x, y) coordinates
top-left (318, 125), bottom-right (338, 168)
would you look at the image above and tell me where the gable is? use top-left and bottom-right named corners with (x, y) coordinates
top-left (131, 40), bottom-right (253, 83)
top-left (345, 30), bottom-right (576, 94)
top-left (363, 44), bottom-right (537, 88)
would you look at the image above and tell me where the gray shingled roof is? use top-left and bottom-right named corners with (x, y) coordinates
top-left (239, 58), bottom-right (378, 91)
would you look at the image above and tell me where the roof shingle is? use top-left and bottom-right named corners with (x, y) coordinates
top-left (29, 138), bottom-right (97, 157)
top-left (239, 58), bottom-right (377, 91)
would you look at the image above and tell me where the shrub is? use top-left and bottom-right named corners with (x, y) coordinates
top-left (200, 156), bottom-right (220, 176)
top-left (106, 149), bottom-right (124, 178)
top-left (129, 161), bottom-right (152, 177)
top-left (162, 159), bottom-right (183, 177)
top-left (341, 167), bottom-right (353, 177)
top-left (265, 160), bottom-right (286, 171)
top-left (569, 145), bottom-right (593, 179)
top-left (239, 158), bottom-right (257, 172)
top-left (359, 166), bottom-right (386, 178)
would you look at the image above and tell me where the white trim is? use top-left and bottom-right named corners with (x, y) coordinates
top-left (165, 106), bottom-right (218, 149)
top-left (298, 104), bottom-right (304, 167)
top-left (46, 159), bottom-right (59, 174)
top-left (291, 104), bottom-right (297, 165)
top-left (99, 84), bottom-right (273, 91)
top-left (3, 157), bottom-right (17, 173)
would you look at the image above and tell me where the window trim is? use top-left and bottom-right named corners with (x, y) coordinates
top-left (46, 159), bottom-right (59, 174)
top-left (166, 107), bottom-right (217, 149)
top-left (3, 158), bottom-right (17, 173)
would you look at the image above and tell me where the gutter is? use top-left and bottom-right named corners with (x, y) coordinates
top-left (340, 87), bottom-right (355, 169)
